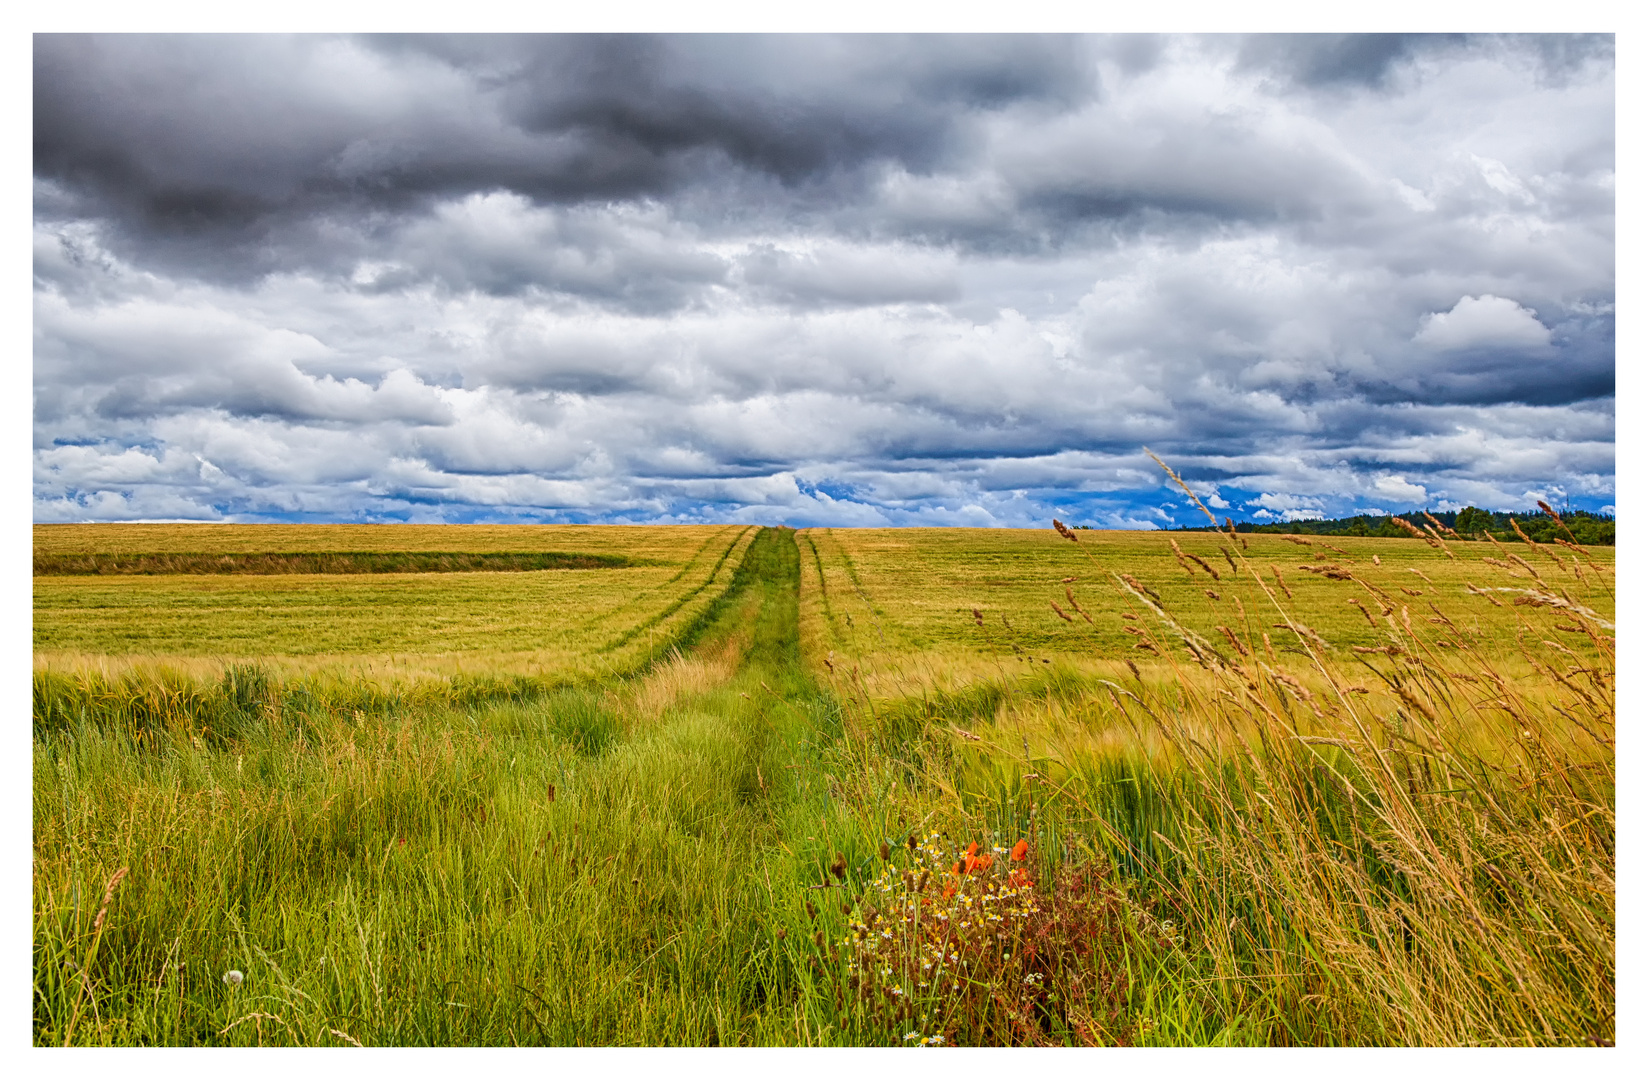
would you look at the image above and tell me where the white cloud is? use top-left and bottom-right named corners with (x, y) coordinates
top-left (1370, 473), bottom-right (1429, 504)
top-left (1413, 295), bottom-right (1553, 353)
top-left (1249, 492), bottom-right (1327, 522)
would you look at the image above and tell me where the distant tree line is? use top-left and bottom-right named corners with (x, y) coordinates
top-left (1157, 507), bottom-right (1614, 546)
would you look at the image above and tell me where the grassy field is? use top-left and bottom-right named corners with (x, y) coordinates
top-left (797, 526), bottom-right (1612, 696)
top-left (800, 516), bottom-right (1614, 1044)
top-left (34, 524), bottom-right (756, 682)
top-left (33, 517), bottom-right (1614, 1046)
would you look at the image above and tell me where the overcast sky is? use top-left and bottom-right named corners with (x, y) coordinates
top-left (32, 33), bottom-right (1615, 527)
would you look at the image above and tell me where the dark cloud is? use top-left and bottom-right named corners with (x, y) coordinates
top-left (1351, 357), bottom-right (1614, 408)
top-left (1234, 33), bottom-right (1613, 91)
top-left (1236, 34), bottom-right (1462, 88)
top-left (1524, 34), bottom-right (1616, 81)
top-left (34, 34), bottom-right (1095, 282)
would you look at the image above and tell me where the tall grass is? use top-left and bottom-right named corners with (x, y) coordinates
top-left (817, 476), bottom-right (1614, 1045)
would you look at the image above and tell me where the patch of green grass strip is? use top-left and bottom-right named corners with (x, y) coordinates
top-left (35, 551), bottom-right (656, 576)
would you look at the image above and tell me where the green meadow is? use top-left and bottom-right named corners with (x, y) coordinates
top-left (33, 517), bottom-right (1614, 1046)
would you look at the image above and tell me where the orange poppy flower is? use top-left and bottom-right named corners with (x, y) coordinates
top-left (1011, 839), bottom-right (1029, 862)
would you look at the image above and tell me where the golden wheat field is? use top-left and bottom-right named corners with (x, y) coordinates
top-left (33, 523), bottom-right (756, 681)
top-left (798, 524), bottom-right (1613, 701)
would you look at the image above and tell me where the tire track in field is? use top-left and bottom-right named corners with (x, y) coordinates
top-left (551, 528), bottom-right (826, 1040)
top-left (596, 527), bottom-right (756, 654)
top-left (575, 526), bottom-right (738, 637)
top-left (636, 526), bottom-right (824, 823)
top-left (817, 529), bottom-right (887, 644)
top-left (799, 530), bottom-right (840, 641)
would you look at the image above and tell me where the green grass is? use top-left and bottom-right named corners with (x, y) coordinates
top-left (35, 550), bottom-right (655, 575)
top-left (33, 522), bottom-right (734, 558)
top-left (34, 522), bottom-right (1615, 1046)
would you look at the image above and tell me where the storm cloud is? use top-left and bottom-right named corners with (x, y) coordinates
top-left (34, 33), bottom-right (1614, 526)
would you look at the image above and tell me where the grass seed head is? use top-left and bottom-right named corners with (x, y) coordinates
top-left (91, 866), bottom-right (129, 935)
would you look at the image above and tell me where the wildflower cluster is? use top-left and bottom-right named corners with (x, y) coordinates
top-left (820, 834), bottom-right (1044, 1045)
